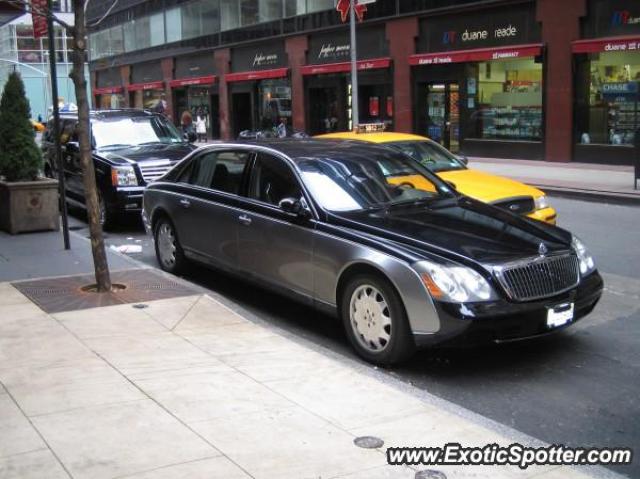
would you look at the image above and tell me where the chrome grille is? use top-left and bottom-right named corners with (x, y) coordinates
top-left (138, 160), bottom-right (177, 184)
top-left (493, 196), bottom-right (535, 215)
top-left (494, 254), bottom-right (580, 302)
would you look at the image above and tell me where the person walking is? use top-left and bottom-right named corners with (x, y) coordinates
top-left (181, 110), bottom-right (194, 140)
top-left (195, 112), bottom-right (207, 143)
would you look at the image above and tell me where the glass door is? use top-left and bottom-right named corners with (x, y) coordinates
top-left (426, 83), bottom-right (460, 153)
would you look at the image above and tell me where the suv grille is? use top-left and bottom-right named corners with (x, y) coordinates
top-left (493, 197), bottom-right (535, 215)
top-left (494, 254), bottom-right (580, 302)
top-left (138, 160), bottom-right (178, 184)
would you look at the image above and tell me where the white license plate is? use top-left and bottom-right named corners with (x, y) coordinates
top-left (547, 303), bottom-right (574, 328)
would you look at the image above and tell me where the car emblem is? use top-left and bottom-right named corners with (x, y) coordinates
top-left (538, 242), bottom-right (548, 256)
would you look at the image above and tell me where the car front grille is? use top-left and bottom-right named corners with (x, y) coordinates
top-left (493, 197), bottom-right (535, 215)
top-left (494, 254), bottom-right (580, 302)
top-left (138, 160), bottom-right (177, 184)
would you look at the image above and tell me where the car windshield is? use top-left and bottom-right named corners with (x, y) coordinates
top-left (387, 141), bottom-right (465, 173)
top-left (298, 150), bottom-right (454, 212)
top-left (92, 116), bottom-right (184, 149)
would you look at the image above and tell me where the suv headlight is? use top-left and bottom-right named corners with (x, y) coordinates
top-left (534, 195), bottom-right (549, 210)
top-left (111, 166), bottom-right (138, 186)
top-left (572, 235), bottom-right (596, 276)
top-left (415, 260), bottom-right (497, 303)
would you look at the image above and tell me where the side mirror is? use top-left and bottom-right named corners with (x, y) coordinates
top-left (456, 155), bottom-right (469, 166)
top-left (279, 197), bottom-right (310, 218)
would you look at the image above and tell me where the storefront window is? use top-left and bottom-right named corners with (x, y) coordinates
top-left (258, 79), bottom-right (292, 130)
top-left (97, 93), bottom-right (125, 110)
top-left (467, 58), bottom-right (543, 142)
top-left (575, 51), bottom-right (640, 146)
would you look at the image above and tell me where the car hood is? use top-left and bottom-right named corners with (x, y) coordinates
top-left (437, 169), bottom-right (544, 204)
top-left (97, 143), bottom-right (195, 166)
top-left (327, 196), bottom-right (571, 266)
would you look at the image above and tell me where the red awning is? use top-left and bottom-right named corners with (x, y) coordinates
top-left (300, 57), bottom-right (391, 76)
top-left (94, 86), bottom-right (123, 95)
top-left (127, 81), bottom-right (164, 92)
top-left (572, 35), bottom-right (640, 54)
top-left (225, 67), bottom-right (289, 83)
top-left (409, 44), bottom-right (543, 66)
top-left (169, 75), bottom-right (217, 88)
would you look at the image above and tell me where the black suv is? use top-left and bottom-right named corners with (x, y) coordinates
top-left (42, 109), bottom-right (196, 228)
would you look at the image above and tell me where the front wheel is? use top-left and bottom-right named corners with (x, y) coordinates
top-left (341, 274), bottom-right (415, 366)
top-left (154, 217), bottom-right (186, 274)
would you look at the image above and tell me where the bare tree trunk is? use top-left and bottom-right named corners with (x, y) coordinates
top-left (70, 0), bottom-right (111, 292)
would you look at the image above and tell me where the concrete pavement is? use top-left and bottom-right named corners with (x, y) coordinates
top-left (469, 157), bottom-right (640, 204)
top-left (0, 282), bottom-right (617, 479)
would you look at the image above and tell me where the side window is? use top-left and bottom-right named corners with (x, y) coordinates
top-left (248, 153), bottom-right (302, 206)
top-left (178, 150), bottom-right (251, 195)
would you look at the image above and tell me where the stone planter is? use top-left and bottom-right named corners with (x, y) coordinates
top-left (0, 178), bottom-right (60, 234)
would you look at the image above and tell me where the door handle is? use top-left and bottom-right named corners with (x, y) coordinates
top-left (238, 214), bottom-right (252, 226)
top-left (179, 198), bottom-right (191, 208)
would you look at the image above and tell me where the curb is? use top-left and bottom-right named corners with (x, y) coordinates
top-left (534, 185), bottom-right (640, 206)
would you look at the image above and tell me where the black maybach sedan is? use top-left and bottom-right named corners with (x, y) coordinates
top-left (142, 140), bottom-right (603, 365)
top-left (42, 109), bottom-right (195, 228)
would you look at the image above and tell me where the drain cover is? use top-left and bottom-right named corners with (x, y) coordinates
top-left (132, 303), bottom-right (149, 309)
top-left (415, 470), bottom-right (447, 479)
top-left (353, 436), bottom-right (384, 449)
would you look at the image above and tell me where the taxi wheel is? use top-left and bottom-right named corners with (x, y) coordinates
top-left (341, 273), bottom-right (415, 366)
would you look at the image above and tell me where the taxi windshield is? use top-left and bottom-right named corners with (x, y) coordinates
top-left (298, 150), bottom-right (454, 212)
top-left (386, 141), bottom-right (465, 173)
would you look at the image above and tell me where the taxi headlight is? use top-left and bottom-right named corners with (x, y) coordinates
top-left (416, 260), bottom-right (497, 303)
top-left (572, 235), bottom-right (596, 276)
top-left (534, 195), bottom-right (549, 210)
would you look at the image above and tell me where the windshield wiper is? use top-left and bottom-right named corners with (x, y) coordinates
top-left (100, 143), bottom-right (133, 150)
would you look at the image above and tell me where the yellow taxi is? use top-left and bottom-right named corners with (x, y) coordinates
top-left (316, 130), bottom-right (556, 224)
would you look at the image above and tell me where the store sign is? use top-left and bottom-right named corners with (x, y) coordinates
top-left (572, 36), bottom-right (640, 54)
top-left (94, 86), bottom-right (123, 95)
top-left (584, 0), bottom-right (640, 38)
top-left (231, 42), bottom-right (286, 73)
top-left (416, 4), bottom-right (539, 54)
top-left (225, 68), bottom-right (289, 83)
top-left (169, 76), bottom-right (216, 88)
top-left (127, 81), bottom-right (164, 92)
top-left (31, 0), bottom-right (48, 39)
top-left (410, 44), bottom-right (542, 66)
top-left (601, 82), bottom-right (639, 100)
top-left (300, 58), bottom-right (390, 76)
top-left (175, 54), bottom-right (216, 80)
top-left (307, 26), bottom-right (388, 65)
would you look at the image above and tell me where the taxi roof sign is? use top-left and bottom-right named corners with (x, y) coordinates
top-left (356, 123), bottom-right (386, 134)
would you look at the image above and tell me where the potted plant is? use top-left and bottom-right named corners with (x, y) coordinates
top-left (0, 72), bottom-right (59, 234)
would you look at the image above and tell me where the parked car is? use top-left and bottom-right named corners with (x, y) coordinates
top-left (316, 130), bottom-right (557, 224)
top-left (142, 140), bottom-right (602, 365)
top-left (42, 109), bottom-right (196, 228)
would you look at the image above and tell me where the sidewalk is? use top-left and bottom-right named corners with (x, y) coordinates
top-left (469, 157), bottom-right (640, 204)
top-left (0, 231), bottom-right (623, 479)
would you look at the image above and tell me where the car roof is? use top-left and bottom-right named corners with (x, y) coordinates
top-left (57, 109), bottom-right (160, 120)
top-left (227, 139), bottom-right (404, 163)
top-left (315, 131), bottom-right (429, 143)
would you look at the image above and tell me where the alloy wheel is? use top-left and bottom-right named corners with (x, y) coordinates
top-left (157, 222), bottom-right (177, 269)
top-left (349, 284), bottom-right (392, 353)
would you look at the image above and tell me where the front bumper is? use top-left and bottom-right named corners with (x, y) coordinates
top-left (526, 206), bottom-right (557, 225)
top-left (106, 186), bottom-right (145, 214)
top-left (413, 270), bottom-right (603, 348)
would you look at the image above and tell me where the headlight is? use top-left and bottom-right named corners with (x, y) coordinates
top-left (534, 195), bottom-right (549, 210)
top-left (415, 260), bottom-right (497, 303)
top-left (111, 166), bottom-right (138, 186)
top-left (572, 235), bottom-right (596, 276)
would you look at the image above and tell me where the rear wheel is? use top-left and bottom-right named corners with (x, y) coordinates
top-left (341, 273), bottom-right (415, 366)
top-left (154, 216), bottom-right (186, 274)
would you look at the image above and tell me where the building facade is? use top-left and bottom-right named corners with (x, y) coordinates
top-left (0, 0), bottom-right (90, 120)
top-left (87, 0), bottom-right (640, 164)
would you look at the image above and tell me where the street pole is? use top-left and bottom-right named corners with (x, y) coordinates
top-left (349, 0), bottom-right (359, 131)
top-left (46, 0), bottom-right (70, 250)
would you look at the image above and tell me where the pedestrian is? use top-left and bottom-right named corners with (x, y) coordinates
top-left (195, 112), bottom-right (207, 143)
top-left (37, 114), bottom-right (43, 123)
top-left (181, 110), bottom-right (194, 139)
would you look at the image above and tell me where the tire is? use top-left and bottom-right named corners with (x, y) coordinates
top-left (153, 216), bottom-right (186, 274)
top-left (340, 273), bottom-right (415, 366)
top-left (98, 193), bottom-right (116, 231)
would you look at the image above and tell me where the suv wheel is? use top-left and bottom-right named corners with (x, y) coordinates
top-left (341, 274), bottom-right (415, 366)
top-left (154, 217), bottom-right (186, 274)
top-left (98, 193), bottom-right (115, 231)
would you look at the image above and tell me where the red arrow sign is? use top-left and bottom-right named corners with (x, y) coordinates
top-left (336, 0), bottom-right (367, 23)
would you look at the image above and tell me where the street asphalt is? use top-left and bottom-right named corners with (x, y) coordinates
top-left (65, 196), bottom-right (640, 477)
